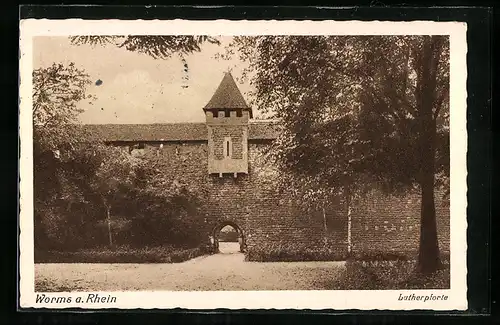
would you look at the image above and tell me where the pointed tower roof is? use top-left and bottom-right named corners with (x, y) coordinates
top-left (204, 72), bottom-right (252, 116)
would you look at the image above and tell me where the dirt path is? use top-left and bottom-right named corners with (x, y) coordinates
top-left (35, 243), bottom-right (346, 291)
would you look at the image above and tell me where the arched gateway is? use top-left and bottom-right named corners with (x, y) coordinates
top-left (211, 221), bottom-right (246, 253)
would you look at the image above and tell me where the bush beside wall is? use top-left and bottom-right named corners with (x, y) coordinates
top-left (245, 241), bottom-right (347, 262)
top-left (328, 258), bottom-right (450, 290)
top-left (35, 245), bottom-right (209, 264)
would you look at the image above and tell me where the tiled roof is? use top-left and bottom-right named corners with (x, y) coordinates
top-left (80, 123), bottom-right (208, 142)
top-left (204, 72), bottom-right (251, 111)
top-left (248, 121), bottom-right (281, 140)
top-left (78, 121), bottom-right (280, 142)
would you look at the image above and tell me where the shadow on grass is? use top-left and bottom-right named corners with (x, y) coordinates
top-left (326, 259), bottom-right (450, 290)
top-left (35, 278), bottom-right (86, 292)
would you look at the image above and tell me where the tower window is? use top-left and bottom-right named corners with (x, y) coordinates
top-left (226, 141), bottom-right (230, 157)
top-left (225, 109), bottom-right (231, 117)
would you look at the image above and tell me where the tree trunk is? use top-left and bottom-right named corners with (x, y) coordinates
top-left (105, 204), bottom-right (113, 247)
top-left (345, 186), bottom-right (352, 255)
top-left (416, 120), bottom-right (441, 274)
top-left (416, 109), bottom-right (440, 273)
top-left (417, 165), bottom-right (441, 273)
top-left (415, 36), bottom-right (442, 274)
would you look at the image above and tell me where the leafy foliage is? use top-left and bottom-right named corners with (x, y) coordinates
top-left (35, 245), bottom-right (208, 264)
top-left (222, 35), bottom-right (450, 273)
top-left (330, 259), bottom-right (450, 290)
top-left (33, 63), bottom-right (95, 152)
top-left (219, 226), bottom-right (239, 242)
top-left (35, 140), bottom-right (205, 250)
top-left (70, 35), bottom-right (220, 59)
top-left (225, 36), bottom-right (449, 188)
top-left (33, 63), bottom-right (205, 250)
top-left (33, 63), bottom-right (96, 249)
top-left (245, 241), bottom-right (346, 262)
top-left (123, 149), bottom-right (205, 247)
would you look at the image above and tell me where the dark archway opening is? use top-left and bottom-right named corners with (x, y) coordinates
top-left (212, 221), bottom-right (246, 254)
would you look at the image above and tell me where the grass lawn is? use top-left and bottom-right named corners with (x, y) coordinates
top-left (328, 259), bottom-right (450, 290)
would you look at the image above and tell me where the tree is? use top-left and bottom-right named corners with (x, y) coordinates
top-left (224, 35), bottom-right (449, 273)
top-left (32, 61), bottom-right (204, 250)
top-left (87, 145), bottom-right (138, 247)
top-left (33, 62), bottom-right (96, 249)
top-left (356, 36), bottom-right (449, 273)
top-left (127, 149), bottom-right (205, 247)
top-left (33, 62), bottom-right (95, 153)
top-left (32, 62), bottom-right (92, 207)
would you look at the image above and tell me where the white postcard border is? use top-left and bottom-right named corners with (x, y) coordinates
top-left (19, 19), bottom-right (468, 310)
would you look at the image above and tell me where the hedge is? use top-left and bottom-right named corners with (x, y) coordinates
top-left (245, 241), bottom-right (346, 262)
top-left (35, 245), bottom-right (209, 264)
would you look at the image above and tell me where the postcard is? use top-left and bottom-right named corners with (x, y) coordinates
top-left (19, 19), bottom-right (467, 310)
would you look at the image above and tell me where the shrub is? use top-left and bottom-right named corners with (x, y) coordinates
top-left (35, 245), bottom-right (209, 264)
top-left (245, 241), bottom-right (346, 262)
top-left (349, 250), bottom-right (413, 261)
top-left (331, 258), bottom-right (450, 290)
top-left (126, 216), bottom-right (204, 248)
top-left (219, 229), bottom-right (239, 242)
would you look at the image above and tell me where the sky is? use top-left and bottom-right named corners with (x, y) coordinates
top-left (33, 36), bottom-right (257, 124)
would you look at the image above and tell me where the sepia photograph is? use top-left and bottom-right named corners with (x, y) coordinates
top-left (19, 19), bottom-right (467, 310)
